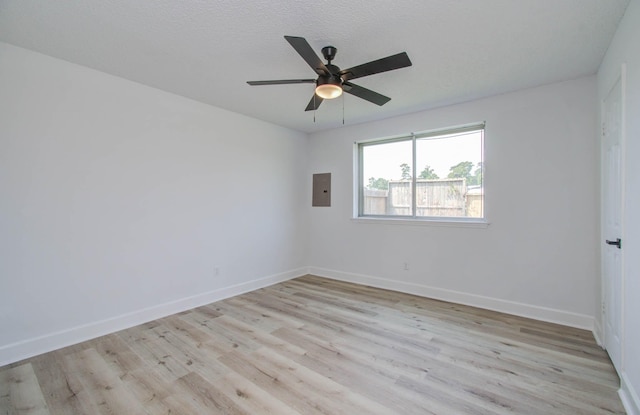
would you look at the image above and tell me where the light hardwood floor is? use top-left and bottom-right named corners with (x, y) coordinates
top-left (1, 275), bottom-right (625, 414)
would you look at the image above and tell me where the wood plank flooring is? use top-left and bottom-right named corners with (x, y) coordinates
top-left (0, 275), bottom-right (625, 414)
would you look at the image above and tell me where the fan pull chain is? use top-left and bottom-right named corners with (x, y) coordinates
top-left (342, 93), bottom-right (345, 125)
top-left (313, 94), bottom-right (316, 123)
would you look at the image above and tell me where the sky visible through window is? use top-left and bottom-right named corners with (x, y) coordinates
top-left (362, 131), bottom-right (482, 183)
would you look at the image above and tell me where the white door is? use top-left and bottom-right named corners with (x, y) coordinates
top-left (602, 74), bottom-right (623, 372)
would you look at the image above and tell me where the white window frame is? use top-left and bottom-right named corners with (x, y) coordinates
top-left (353, 122), bottom-right (488, 227)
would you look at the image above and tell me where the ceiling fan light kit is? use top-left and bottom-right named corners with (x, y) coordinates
top-left (247, 36), bottom-right (412, 112)
top-left (315, 75), bottom-right (343, 99)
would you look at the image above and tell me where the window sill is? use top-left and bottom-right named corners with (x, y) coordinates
top-left (351, 216), bottom-right (490, 228)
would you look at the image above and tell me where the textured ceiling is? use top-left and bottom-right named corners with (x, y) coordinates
top-left (0, 0), bottom-right (630, 133)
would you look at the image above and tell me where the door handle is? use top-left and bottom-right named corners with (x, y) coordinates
top-left (606, 238), bottom-right (622, 249)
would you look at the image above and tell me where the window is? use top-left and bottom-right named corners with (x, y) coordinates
top-left (357, 123), bottom-right (484, 221)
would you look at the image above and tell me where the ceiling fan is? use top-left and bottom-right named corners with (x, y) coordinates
top-left (247, 36), bottom-right (412, 111)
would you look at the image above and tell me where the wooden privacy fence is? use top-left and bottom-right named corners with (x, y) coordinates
top-left (364, 178), bottom-right (482, 217)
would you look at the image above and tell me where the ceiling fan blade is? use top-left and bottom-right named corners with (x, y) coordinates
top-left (340, 52), bottom-right (412, 81)
top-left (285, 36), bottom-right (329, 76)
top-left (342, 81), bottom-right (391, 106)
top-left (305, 94), bottom-right (324, 111)
top-left (247, 79), bottom-right (316, 86)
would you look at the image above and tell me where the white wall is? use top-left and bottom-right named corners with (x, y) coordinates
top-left (598, 0), bottom-right (640, 413)
top-left (0, 42), bottom-right (309, 365)
top-left (307, 76), bottom-right (599, 329)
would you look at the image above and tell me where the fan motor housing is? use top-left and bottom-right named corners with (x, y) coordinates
top-left (324, 64), bottom-right (341, 76)
top-left (316, 73), bottom-right (342, 87)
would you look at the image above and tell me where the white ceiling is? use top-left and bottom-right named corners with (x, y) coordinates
top-left (0, 0), bottom-right (630, 133)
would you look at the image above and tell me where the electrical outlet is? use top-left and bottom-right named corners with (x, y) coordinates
top-left (214, 267), bottom-right (220, 276)
top-left (403, 262), bottom-right (409, 271)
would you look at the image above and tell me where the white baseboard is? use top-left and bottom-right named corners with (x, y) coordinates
top-left (593, 318), bottom-right (604, 347)
top-left (308, 267), bottom-right (594, 330)
top-left (0, 266), bottom-right (598, 367)
top-left (620, 373), bottom-right (640, 415)
top-left (0, 267), bottom-right (307, 367)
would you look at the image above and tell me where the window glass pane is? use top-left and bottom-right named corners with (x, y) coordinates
top-left (362, 140), bottom-right (412, 216)
top-left (415, 130), bottom-right (483, 218)
top-left (358, 125), bottom-right (484, 221)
